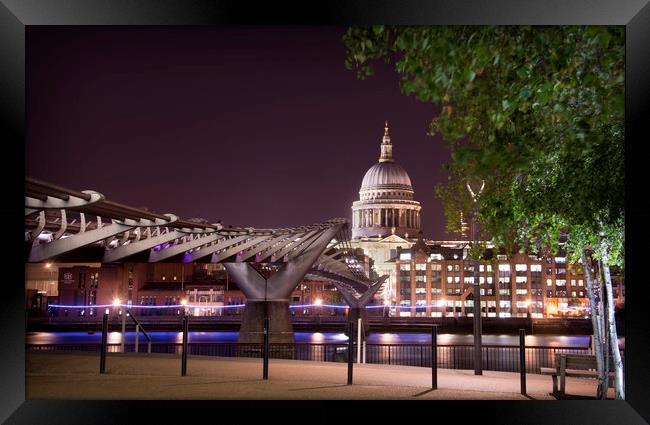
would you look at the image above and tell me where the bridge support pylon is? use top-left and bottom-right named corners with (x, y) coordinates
top-left (347, 307), bottom-right (370, 338)
top-left (224, 223), bottom-right (344, 344)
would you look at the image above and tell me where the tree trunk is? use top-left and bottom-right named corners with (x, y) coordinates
top-left (599, 238), bottom-right (625, 399)
top-left (582, 248), bottom-right (607, 399)
top-left (599, 260), bottom-right (610, 394)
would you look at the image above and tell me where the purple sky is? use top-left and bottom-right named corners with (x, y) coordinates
top-left (27, 26), bottom-right (453, 239)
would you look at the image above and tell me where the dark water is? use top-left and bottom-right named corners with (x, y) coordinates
top-left (25, 331), bottom-right (621, 348)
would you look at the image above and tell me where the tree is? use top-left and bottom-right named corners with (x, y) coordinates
top-left (343, 25), bottom-right (625, 398)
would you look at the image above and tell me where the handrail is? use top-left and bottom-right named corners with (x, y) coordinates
top-left (127, 310), bottom-right (152, 353)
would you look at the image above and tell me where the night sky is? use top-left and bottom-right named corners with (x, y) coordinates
top-left (27, 26), bottom-right (452, 239)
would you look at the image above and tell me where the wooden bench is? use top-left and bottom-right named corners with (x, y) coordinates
top-left (541, 353), bottom-right (614, 398)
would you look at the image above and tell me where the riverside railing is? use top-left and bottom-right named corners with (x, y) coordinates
top-left (26, 342), bottom-right (624, 375)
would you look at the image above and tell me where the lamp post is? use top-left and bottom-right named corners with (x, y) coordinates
top-left (112, 298), bottom-right (124, 352)
top-left (526, 299), bottom-right (534, 335)
top-left (467, 180), bottom-right (485, 376)
top-left (315, 297), bottom-right (322, 326)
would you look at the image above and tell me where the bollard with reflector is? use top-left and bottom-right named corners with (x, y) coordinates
top-left (100, 309), bottom-right (108, 374)
top-left (519, 328), bottom-right (527, 395)
top-left (432, 325), bottom-right (438, 389)
top-left (347, 321), bottom-right (354, 385)
top-left (263, 317), bottom-right (269, 380)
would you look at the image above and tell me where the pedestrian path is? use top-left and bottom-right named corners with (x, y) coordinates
top-left (26, 352), bottom-right (613, 400)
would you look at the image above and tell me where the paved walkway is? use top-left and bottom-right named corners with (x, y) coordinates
top-left (26, 352), bottom-right (614, 400)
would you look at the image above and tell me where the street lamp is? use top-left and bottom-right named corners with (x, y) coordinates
top-left (112, 298), bottom-right (125, 352)
top-left (467, 179), bottom-right (485, 376)
top-left (314, 298), bottom-right (322, 325)
top-left (526, 298), bottom-right (534, 334)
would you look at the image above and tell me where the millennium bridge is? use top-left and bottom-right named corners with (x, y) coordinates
top-left (24, 177), bottom-right (387, 342)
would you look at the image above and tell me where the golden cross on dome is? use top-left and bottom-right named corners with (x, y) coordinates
top-left (384, 120), bottom-right (389, 136)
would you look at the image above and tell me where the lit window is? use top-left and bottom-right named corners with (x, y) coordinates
top-left (454, 264), bottom-right (460, 272)
top-left (454, 276), bottom-right (460, 283)
top-left (516, 276), bottom-right (527, 283)
top-left (416, 263), bottom-right (426, 270)
top-left (487, 277), bottom-right (493, 284)
top-left (578, 280), bottom-right (584, 286)
top-left (400, 264), bottom-right (411, 271)
top-left (571, 279), bottom-right (576, 286)
top-left (556, 279), bottom-right (566, 286)
top-left (516, 289), bottom-right (528, 295)
top-left (487, 265), bottom-right (493, 272)
top-left (447, 276), bottom-right (453, 284)
top-left (447, 265), bottom-right (453, 272)
top-left (546, 279), bottom-right (553, 286)
top-left (479, 265), bottom-right (485, 272)
top-left (530, 264), bottom-right (542, 272)
top-left (499, 264), bottom-right (511, 271)
top-left (479, 277), bottom-right (485, 284)
top-left (515, 264), bottom-right (527, 272)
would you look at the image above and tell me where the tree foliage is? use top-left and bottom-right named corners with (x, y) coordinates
top-left (343, 26), bottom-right (624, 262)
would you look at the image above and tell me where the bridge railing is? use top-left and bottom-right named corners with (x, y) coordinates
top-left (25, 342), bottom-right (624, 374)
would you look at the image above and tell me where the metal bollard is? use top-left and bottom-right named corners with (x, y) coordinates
top-left (432, 325), bottom-right (438, 389)
top-left (181, 314), bottom-right (188, 376)
top-left (357, 318), bottom-right (362, 364)
top-left (135, 324), bottom-right (140, 354)
top-left (263, 317), bottom-right (269, 380)
top-left (519, 328), bottom-right (527, 395)
top-left (347, 321), bottom-right (354, 385)
top-left (120, 310), bottom-right (126, 353)
top-left (100, 310), bottom-right (108, 374)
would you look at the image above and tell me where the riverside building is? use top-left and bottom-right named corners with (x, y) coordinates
top-left (391, 236), bottom-right (625, 318)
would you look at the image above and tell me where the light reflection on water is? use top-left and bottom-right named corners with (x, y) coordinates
top-left (22, 331), bottom-right (620, 348)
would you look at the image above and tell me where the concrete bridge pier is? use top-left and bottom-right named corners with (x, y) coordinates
top-left (237, 300), bottom-right (294, 344)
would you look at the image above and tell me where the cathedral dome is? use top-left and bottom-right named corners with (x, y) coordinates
top-left (360, 161), bottom-right (413, 191)
top-left (351, 121), bottom-right (422, 240)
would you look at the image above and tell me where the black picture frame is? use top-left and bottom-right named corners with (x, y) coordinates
top-left (2, 0), bottom-right (649, 423)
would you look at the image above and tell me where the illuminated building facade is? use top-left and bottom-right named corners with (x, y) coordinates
top-left (393, 239), bottom-right (625, 318)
